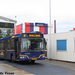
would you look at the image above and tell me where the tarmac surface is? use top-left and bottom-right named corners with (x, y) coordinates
top-left (0, 59), bottom-right (75, 75)
top-left (38, 59), bottom-right (75, 71)
top-left (0, 62), bottom-right (34, 75)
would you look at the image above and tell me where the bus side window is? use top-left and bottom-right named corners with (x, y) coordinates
top-left (11, 39), bottom-right (15, 49)
top-left (7, 40), bottom-right (11, 50)
top-left (1, 42), bottom-right (3, 50)
top-left (2, 42), bottom-right (4, 50)
top-left (0, 42), bottom-right (2, 50)
top-left (0, 43), bottom-right (1, 50)
top-left (5, 41), bottom-right (8, 50)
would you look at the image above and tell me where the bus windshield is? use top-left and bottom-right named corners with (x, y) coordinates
top-left (21, 38), bottom-right (45, 52)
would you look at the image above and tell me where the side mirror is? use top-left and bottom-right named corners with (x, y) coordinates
top-left (44, 38), bottom-right (46, 44)
top-left (44, 38), bottom-right (46, 50)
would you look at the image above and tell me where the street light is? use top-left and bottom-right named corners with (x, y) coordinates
top-left (15, 16), bottom-right (17, 35)
top-left (48, 0), bottom-right (51, 60)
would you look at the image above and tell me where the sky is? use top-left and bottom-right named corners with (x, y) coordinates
top-left (0, 0), bottom-right (75, 33)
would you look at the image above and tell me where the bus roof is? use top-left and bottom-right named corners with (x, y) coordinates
top-left (0, 31), bottom-right (44, 42)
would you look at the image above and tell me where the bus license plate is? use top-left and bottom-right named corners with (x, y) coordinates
top-left (32, 58), bottom-right (37, 60)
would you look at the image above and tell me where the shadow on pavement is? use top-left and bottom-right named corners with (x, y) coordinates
top-left (0, 59), bottom-right (44, 66)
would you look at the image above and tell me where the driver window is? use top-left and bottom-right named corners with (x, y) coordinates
top-left (21, 39), bottom-right (27, 52)
top-left (27, 40), bottom-right (30, 48)
top-left (23, 40), bottom-right (27, 49)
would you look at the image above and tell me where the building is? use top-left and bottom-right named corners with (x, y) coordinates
top-left (15, 22), bottom-right (53, 35)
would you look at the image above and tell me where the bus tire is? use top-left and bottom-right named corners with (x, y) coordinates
top-left (11, 55), bottom-right (14, 63)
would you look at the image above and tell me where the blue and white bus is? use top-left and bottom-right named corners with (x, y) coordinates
top-left (0, 31), bottom-right (46, 63)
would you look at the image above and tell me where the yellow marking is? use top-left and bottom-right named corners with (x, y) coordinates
top-left (32, 58), bottom-right (37, 60)
top-left (11, 36), bottom-right (15, 38)
top-left (11, 39), bottom-right (14, 41)
top-left (7, 50), bottom-right (15, 51)
top-left (0, 50), bottom-right (4, 51)
top-left (24, 34), bottom-right (26, 37)
top-left (19, 54), bottom-right (45, 59)
top-left (1, 52), bottom-right (4, 55)
top-left (8, 40), bottom-right (10, 42)
top-left (38, 54), bottom-right (45, 58)
top-left (19, 55), bottom-right (29, 58)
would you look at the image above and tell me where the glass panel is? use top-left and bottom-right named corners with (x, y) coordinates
top-left (21, 38), bottom-right (45, 52)
top-left (21, 39), bottom-right (27, 52)
top-left (11, 39), bottom-right (14, 49)
top-left (8, 41), bottom-right (11, 50)
top-left (0, 42), bottom-right (4, 50)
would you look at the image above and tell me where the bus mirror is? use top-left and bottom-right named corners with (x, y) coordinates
top-left (44, 38), bottom-right (46, 50)
top-left (44, 38), bottom-right (46, 44)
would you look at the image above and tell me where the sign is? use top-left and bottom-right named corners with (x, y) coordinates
top-left (35, 23), bottom-right (45, 26)
top-left (0, 22), bottom-right (14, 28)
top-left (22, 34), bottom-right (43, 38)
top-left (29, 34), bottom-right (41, 37)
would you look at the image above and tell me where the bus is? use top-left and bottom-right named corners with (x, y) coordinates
top-left (0, 31), bottom-right (46, 63)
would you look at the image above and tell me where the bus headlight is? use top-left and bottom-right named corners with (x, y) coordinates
top-left (23, 56), bottom-right (25, 58)
top-left (20, 56), bottom-right (25, 59)
top-left (20, 57), bottom-right (23, 58)
top-left (42, 55), bottom-right (45, 58)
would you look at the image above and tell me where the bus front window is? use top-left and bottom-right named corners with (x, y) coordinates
top-left (27, 38), bottom-right (45, 51)
top-left (21, 38), bottom-right (45, 52)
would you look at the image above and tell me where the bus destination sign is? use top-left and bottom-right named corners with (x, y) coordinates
top-left (29, 34), bottom-right (41, 37)
top-left (35, 23), bottom-right (45, 26)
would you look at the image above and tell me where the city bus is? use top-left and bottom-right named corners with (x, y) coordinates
top-left (0, 31), bottom-right (46, 63)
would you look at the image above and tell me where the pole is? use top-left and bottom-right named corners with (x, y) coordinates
top-left (48, 0), bottom-right (51, 60)
top-left (15, 16), bottom-right (17, 35)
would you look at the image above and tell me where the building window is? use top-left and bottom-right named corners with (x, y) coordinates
top-left (57, 40), bottom-right (67, 51)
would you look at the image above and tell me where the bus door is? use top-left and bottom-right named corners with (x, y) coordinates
top-left (4, 41), bottom-right (7, 59)
top-left (15, 39), bottom-right (20, 59)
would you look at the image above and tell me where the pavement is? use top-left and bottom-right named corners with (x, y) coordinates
top-left (38, 59), bottom-right (75, 71)
top-left (1, 59), bottom-right (75, 75)
top-left (0, 62), bottom-right (34, 75)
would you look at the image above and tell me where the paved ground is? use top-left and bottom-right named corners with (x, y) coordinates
top-left (38, 59), bottom-right (75, 71)
top-left (0, 59), bottom-right (75, 75)
top-left (0, 62), bottom-right (34, 75)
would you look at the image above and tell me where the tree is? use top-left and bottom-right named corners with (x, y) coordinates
top-left (6, 30), bottom-right (14, 37)
top-left (0, 29), bottom-right (3, 39)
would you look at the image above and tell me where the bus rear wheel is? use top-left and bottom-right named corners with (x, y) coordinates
top-left (11, 55), bottom-right (14, 62)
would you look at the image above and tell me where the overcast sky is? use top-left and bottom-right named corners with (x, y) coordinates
top-left (0, 0), bottom-right (75, 33)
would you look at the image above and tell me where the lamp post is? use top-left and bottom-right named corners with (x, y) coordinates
top-left (15, 16), bottom-right (17, 35)
top-left (48, 0), bottom-right (51, 60)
